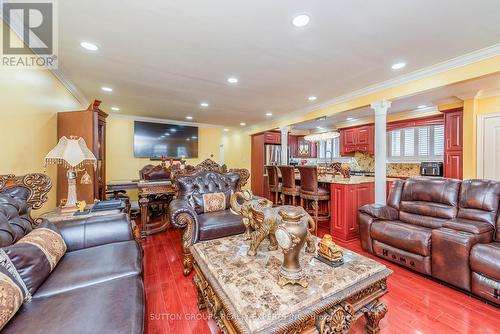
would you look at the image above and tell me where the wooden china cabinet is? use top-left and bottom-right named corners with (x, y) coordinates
top-left (443, 108), bottom-right (463, 179)
top-left (56, 100), bottom-right (108, 204)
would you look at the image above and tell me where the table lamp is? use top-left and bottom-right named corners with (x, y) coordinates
top-left (44, 136), bottom-right (97, 211)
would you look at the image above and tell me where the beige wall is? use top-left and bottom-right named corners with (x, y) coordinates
top-left (0, 66), bottom-right (82, 213)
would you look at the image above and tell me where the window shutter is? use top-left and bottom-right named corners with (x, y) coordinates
top-left (433, 125), bottom-right (444, 156)
top-left (403, 128), bottom-right (415, 156)
top-left (391, 130), bottom-right (401, 156)
top-left (418, 127), bottom-right (430, 156)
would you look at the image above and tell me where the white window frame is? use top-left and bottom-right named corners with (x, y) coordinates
top-left (387, 124), bottom-right (444, 163)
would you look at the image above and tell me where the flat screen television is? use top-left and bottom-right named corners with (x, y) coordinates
top-left (134, 121), bottom-right (198, 158)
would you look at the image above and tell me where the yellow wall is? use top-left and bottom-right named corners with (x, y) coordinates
top-left (0, 22), bottom-right (82, 213)
top-left (106, 117), bottom-right (252, 197)
top-left (106, 117), bottom-right (224, 180)
top-left (463, 95), bottom-right (500, 178)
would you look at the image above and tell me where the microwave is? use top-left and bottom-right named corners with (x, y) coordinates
top-left (420, 162), bottom-right (443, 177)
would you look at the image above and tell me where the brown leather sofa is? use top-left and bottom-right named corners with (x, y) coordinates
top-left (0, 174), bottom-right (144, 333)
top-left (169, 169), bottom-right (246, 275)
top-left (359, 177), bottom-right (500, 305)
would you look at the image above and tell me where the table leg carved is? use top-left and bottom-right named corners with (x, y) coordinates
top-left (138, 184), bottom-right (175, 238)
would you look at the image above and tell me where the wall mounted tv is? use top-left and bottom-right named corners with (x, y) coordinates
top-left (134, 121), bottom-right (199, 159)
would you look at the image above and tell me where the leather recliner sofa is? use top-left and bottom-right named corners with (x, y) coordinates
top-left (359, 177), bottom-right (500, 305)
top-left (0, 174), bottom-right (144, 333)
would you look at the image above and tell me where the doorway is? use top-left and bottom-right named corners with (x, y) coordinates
top-left (477, 112), bottom-right (500, 181)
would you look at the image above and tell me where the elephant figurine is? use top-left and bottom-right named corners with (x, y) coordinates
top-left (230, 190), bottom-right (317, 256)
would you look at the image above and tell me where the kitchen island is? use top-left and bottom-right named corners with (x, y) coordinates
top-left (291, 174), bottom-right (399, 241)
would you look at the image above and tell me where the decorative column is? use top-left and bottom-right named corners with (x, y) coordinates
top-left (280, 126), bottom-right (291, 165)
top-left (370, 100), bottom-right (392, 205)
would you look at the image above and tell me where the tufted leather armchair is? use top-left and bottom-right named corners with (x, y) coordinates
top-left (169, 170), bottom-right (246, 275)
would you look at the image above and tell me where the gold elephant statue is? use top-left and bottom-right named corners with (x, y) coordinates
top-left (230, 190), bottom-right (316, 256)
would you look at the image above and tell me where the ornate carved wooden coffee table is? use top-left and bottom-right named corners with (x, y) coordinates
top-left (191, 234), bottom-right (392, 334)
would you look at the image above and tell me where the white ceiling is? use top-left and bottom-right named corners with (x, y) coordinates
top-left (58, 0), bottom-right (500, 126)
top-left (292, 72), bottom-right (500, 131)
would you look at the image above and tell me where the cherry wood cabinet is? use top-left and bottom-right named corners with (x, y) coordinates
top-left (445, 151), bottom-right (463, 179)
top-left (330, 181), bottom-right (393, 242)
top-left (251, 133), bottom-right (266, 197)
top-left (443, 108), bottom-right (463, 179)
top-left (264, 131), bottom-right (281, 144)
top-left (296, 136), bottom-right (317, 158)
top-left (57, 100), bottom-right (108, 204)
top-left (288, 134), bottom-right (298, 158)
top-left (340, 125), bottom-right (374, 156)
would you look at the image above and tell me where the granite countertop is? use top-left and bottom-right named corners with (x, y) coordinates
top-left (294, 175), bottom-right (401, 184)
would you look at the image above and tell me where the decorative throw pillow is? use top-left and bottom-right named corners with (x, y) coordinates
top-left (1, 221), bottom-right (67, 295)
top-left (202, 192), bottom-right (227, 213)
top-left (0, 266), bottom-right (27, 330)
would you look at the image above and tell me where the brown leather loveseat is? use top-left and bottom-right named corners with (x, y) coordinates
top-left (359, 177), bottom-right (500, 305)
top-left (0, 174), bottom-right (144, 332)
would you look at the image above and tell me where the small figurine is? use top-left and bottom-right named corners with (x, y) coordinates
top-left (76, 200), bottom-right (87, 213)
top-left (318, 234), bottom-right (343, 264)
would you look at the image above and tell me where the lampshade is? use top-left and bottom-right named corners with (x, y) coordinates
top-left (304, 131), bottom-right (340, 142)
top-left (44, 136), bottom-right (97, 169)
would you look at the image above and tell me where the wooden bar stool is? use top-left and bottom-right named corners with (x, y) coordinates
top-left (297, 166), bottom-right (330, 235)
top-left (265, 165), bottom-right (281, 206)
top-left (278, 165), bottom-right (300, 206)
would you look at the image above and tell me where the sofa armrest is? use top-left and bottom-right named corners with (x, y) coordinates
top-left (56, 213), bottom-right (134, 252)
top-left (442, 219), bottom-right (494, 235)
top-left (359, 204), bottom-right (399, 221)
top-left (169, 198), bottom-right (199, 275)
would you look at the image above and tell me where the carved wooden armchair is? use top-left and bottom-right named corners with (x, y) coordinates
top-left (168, 160), bottom-right (250, 275)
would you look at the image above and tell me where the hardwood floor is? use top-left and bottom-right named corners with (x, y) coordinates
top-left (142, 226), bottom-right (500, 334)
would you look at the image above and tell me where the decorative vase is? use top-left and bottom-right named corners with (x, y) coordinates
top-left (275, 206), bottom-right (309, 288)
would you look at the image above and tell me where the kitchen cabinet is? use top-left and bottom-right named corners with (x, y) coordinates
top-left (251, 133), bottom-right (266, 196)
top-left (445, 151), bottom-right (463, 179)
top-left (443, 108), bottom-right (463, 179)
top-left (330, 181), bottom-right (393, 241)
top-left (288, 134), bottom-right (298, 158)
top-left (340, 125), bottom-right (374, 155)
top-left (264, 131), bottom-right (281, 144)
top-left (296, 136), bottom-right (317, 158)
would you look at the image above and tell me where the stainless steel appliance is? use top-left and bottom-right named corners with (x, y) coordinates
top-left (420, 162), bottom-right (443, 177)
top-left (265, 144), bottom-right (281, 166)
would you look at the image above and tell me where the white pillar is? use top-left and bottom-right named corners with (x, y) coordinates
top-left (280, 126), bottom-right (291, 165)
top-left (371, 100), bottom-right (392, 205)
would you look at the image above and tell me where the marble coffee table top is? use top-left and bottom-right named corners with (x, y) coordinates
top-left (191, 234), bottom-right (391, 334)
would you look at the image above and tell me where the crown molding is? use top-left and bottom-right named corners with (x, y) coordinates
top-left (109, 113), bottom-right (225, 129)
top-left (252, 43), bottom-right (500, 132)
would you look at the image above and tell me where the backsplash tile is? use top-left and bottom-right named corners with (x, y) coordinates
top-left (349, 152), bottom-right (421, 177)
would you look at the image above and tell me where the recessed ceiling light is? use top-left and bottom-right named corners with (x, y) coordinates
top-left (170, 129), bottom-right (176, 133)
top-left (346, 117), bottom-right (353, 121)
top-left (101, 86), bottom-right (113, 92)
top-left (308, 96), bottom-right (317, 101)
top-left (417, 105), bottom-right (427, 109)
top-left (391, 62), bottom-right (406, 70)
top-left (111, 106), bottom-right (120, 111)
top-left (240, 122), bottom-right (246, 126)
top-left (292, 14), bottom-right (310, 28)
top-left (227, 77), bottom-right (239, 84)
top-left (186, 116), bottom-right (193, 120)
top-left (265, 112), bottom-right (273, 117)
top-left (200, 102), bottom-right (209, 108)
top-left (223, 128), bottom-right (229, 132)
top-left (80, 41), bottom-right (98, 51)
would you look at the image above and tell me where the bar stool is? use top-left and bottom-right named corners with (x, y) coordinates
top-left (278, 165), bottom-right (300, 206)
top-left (265, 165), bottom-right (281, 206)
top-left (297, 166), bottom-right (330, 235)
